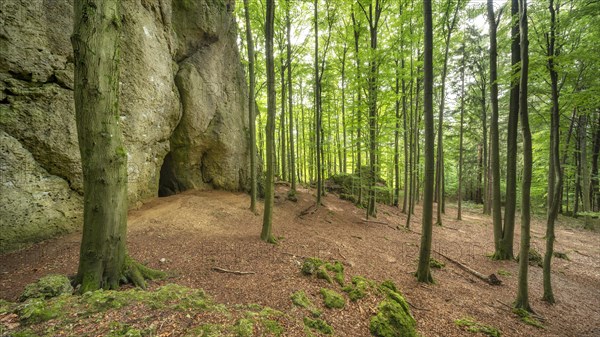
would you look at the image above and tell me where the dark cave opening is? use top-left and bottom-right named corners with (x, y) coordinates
top-left (158, 152), bottom-right (182, 197)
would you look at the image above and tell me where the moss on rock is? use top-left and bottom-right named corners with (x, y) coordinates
top-left (319, 288), bottom-right (345, 309)
top-left (369, 283), bottom-right (417, 337)
top-left (19, 274), bottom-right (73, 301)
top-left (325, 261), bottom-right (345, 286)
top-left (513, 308), bottom-right (545, 329)
top-left (516, 248), bottom-right (543, 267)
top-left (455, 317), bottom-right (501, 337)
top-left (303, 316), bottom-right (333, 335)
top-left (301, 258), bottom-right (324, 276)
top-left (429, 257), bottom-right (445, 269)
top-left (342, 276), bottom-right (372, 301)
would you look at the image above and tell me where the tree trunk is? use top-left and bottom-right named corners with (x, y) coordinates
top-left (73, 0), bottom-right (163, 292)
top-left (416, 0), bottom-right (434, 284)
top-left (352, 11), bottom-right (363, 206)
top-left (243, 0), bottom-right (257, 213)
top-left (261, 0), bottom-right (277, 243)
top-left (515, 0), bottom-right (532, 311)
top-left (581, 114), bottom-right (593, 229)
top-left (394, 59), bottom-right (401, 208)
top-left (488, 0), bottom-right (504, 257)
top-left (314, 0), bottom-right (323, 206)
top-left (457, 42), bottom-right (466, 221)
top-left (500, 0), bottom-right (520, 260)
top-left (280, 56), bottom-right (287, 182)
top-left (286, 3), bottom-right (296, 194)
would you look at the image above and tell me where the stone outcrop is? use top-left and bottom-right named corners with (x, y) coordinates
top-left (0, 0), bottom-right (250, 252)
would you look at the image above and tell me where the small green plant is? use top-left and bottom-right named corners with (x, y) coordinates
top-left (497, 269), bottom-right (511, 276)
top-left (455, 317), bottom-right (501, 337)
top-left (429, 257), bottom-right (445, 269)
top-left (303, 317), bottom-right (333, 334)
top-left (319, 288), bottom-right (345, 309)
top-left (553, 251), bottom-right (569, 260)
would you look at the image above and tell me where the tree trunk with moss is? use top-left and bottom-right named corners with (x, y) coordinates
top-left (286, 2), bottom-right (296, 196)
top-left (261, 0), bottom-right (276, 243)
top-left (416, 0), bottom-right (434, 283)
top-left (72, 0), bottom-right (163, 292)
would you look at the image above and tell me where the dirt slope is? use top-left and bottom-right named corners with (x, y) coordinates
top-left (1, 186), bottom-right (599, 336)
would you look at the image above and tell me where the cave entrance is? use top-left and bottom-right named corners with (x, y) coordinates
top-left (158, 152), bottom-right (182, 197)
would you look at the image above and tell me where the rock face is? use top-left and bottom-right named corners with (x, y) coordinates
top-left (0, 0), bottom-right (250, 252)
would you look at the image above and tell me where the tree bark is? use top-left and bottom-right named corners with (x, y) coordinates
top-left (73, 0), bottom-right (163, 292)
top-left (243, 0), bottom-right (257, 213)
top-left (416, 0), bottom-right (434, 284)
top-left (515, 0), bottom-right (532, 311)
top-left (261, 0), bottom-right (277, 243)
top-left (286, 2), bottom-right (296, 194)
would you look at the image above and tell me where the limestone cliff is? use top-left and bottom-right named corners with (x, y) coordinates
top-left (0, 0), bottom-right (250, 252)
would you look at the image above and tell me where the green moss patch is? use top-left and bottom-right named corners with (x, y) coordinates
top-left (513, 308), bottom-right (545, 329)
top-left (455, 317), bottom-right (501, 337)
top-left (553, 251), bottom-right (569, 260)
top-left (370, 281), bottom-right (417, 337)
top-left (325, 261), bottom-right (345, 286)
top-left (319, 288), bottom-right (345, 309)
top-left (19, 274), bottom-right (73, 301)
top-left (301, 258), bottom-right (324, 275)
top-left (291, 291), bottom-right (321, 317)
top-left (342, 276), bottom-right (373, 301)
top-left (497, 269), bottom-right (511, 276)
top-left (304, 317), bottom-right (333, 335)
top-left (429, 257), bottom-right (445, 269)
top-left (516, 248), bottom-right (543, 267)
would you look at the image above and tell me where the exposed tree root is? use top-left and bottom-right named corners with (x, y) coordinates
top-left (123, 256), bottom-right (167, 290)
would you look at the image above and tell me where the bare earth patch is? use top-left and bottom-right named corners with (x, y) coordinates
top-left (1, 186), bottom-right (599, 336)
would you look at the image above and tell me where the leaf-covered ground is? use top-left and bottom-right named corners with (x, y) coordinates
top-left (1, 186), bottom-right (599, 336)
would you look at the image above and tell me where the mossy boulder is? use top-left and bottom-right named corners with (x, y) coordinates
top-left (325, 262), bottom-right (345, 286)
top-left (370, 282), bottom-right (417, 337)
top-left (19, 274), bottom-right (73, 301)
top-left (455, 317), bottom-right (501, 337)
top-left (304, 317), bottom-right (333, 335)
top-left (319, 288), bottom-right (345, 309)
top-left (516, 248), bottom-right (543, 267)
top-left (301, 258), bottom-right (324, 276)
top-left (342, 276), bottom-right (374, 301)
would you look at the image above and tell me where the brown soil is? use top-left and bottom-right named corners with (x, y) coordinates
top-left (1, 186), bottom-right (599, 336)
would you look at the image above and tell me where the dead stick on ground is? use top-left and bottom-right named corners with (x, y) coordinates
top-left (434, 250), bottom-right (501, 285)
top-left (361, 219), bottom-right (397, 231)
top-left (337, 247), bottom-right (347, 260)
top-left (406, 300), bottom-right (430, 311)
top-left (574, 250), bottom-right (592, 258)
top-left (211, 267), bottom-right (255, 275)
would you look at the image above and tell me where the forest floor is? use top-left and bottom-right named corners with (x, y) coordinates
top-left (1, 185), bottom-right (599, 336)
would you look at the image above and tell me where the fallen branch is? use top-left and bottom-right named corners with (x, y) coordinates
top-left (574, 250), bottom-right (592, 258)
top-left (361, 219), bottom-right (397, 231)
top-left (337, 247), bottom-right (347, 260)
top-left (298, 204), bottom-right (318, 218)
top-left (406, 299), bottom-right (430, 311)
top-left (211, 267), bottom-right (255, 275)
top-left (434, 250), bottom-right (501, 285)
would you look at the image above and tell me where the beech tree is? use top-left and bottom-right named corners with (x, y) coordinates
top-left (72, 0), bottom-right (163, 292)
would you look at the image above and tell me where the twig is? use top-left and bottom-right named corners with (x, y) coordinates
top-left (362, 219), bottom-right (397, 230)
top-left (574, 250), bottom-right (592, 258)
top-left (434, 250), bottom-right (502, 285)
top-left (211, 267), bottom-right (255, 275)
top-left (337, 247), bottom-right (347, 260)
top-left (281, 252), bottom-right (310, 260)
top-left (351, 235), bottom-right (363, 240)
top-left (406, 300), bottom-right (430, 311)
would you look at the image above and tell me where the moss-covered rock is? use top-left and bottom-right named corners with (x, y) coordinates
top-left (325, 261), bottom-right (345, 286)
top-left (19, 274), bottom-right (73, 301)
top-left (369, 284), bottom-right (417, 337)
top-left (516, 248), bottom-right (543, 267)
top-left (342, 276), bottom-right (372, 301)
top-left (316, 267), bottom-right (333, 284)
top-left (455, 317), bottom-right (501, 337)
top-left (301, 258), bottom-right (324, 276)
top-left (553, 251), bottom-right (569, 260)
top-left (320, 288), bottom-right (345, 309)
top-left (303, 317), bottom-right (333, 335)
top-left (513, 308), bottom-right (545, 329)
top-left (234, 318), bottom-right (254, 337)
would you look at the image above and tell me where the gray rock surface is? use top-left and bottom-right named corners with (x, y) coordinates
top-left (0, 0), bottom-right (250, 252)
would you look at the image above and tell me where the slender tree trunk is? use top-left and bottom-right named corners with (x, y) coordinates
top-left (515, 0), bottom-right (532, 311)
top-left (500, 0), bottom-right (520, 259)
top-left (402, 56), bottom-right (409, 213)
top-left (416, 0), bottom-right (434, 284)
top-left (457, 42), bottom-right (466, 221)
top-left (243, 0), bottom-right (257, 213)
top-left (435, 0), bottom-right (460, 226)
top-left (488, 0), bottom-right (504, 255)
top-left (352, 10), bottom-right (363, 206)
top-left (261, 0), bottom-right (277, 243)
top-left (280, 56), bottom-right (287, 182)
top-left (394, 59), bottom-right (401, 207)
top-left (341, 44), bottom-right (348, 174)
top-left (581, 114), bottom-right (593, 229)
top-left (286, 3), bottom-right (296, 195)
top-left (73, 0), bottom-right (163, 292)
top-left (314, 0), bottom-right (323, 206)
